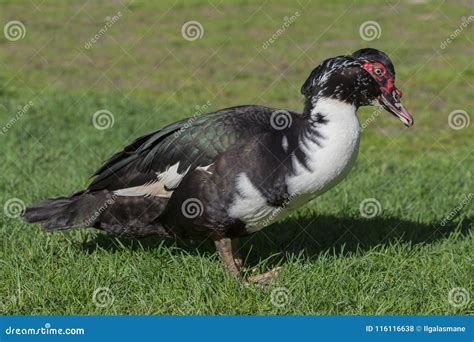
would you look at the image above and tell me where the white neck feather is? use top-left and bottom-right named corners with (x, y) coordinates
top-left (310, 97), bottom-right (357, 123)
top-left (287, 97), bottom-right (361, 196)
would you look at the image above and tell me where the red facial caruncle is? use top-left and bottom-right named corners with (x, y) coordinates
top-left (361, 62), bottom-right (395, 94)
top-left (361, 61), bottom-right (413, 127)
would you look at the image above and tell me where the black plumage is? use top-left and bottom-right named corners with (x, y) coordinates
top-left (24, 48), bottom-right (413, 284)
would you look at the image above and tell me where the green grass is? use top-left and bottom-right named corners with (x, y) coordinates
top-left (0, 0), bottom-right (472, 315)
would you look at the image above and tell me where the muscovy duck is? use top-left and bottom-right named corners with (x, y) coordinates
top-left (24, 48), bottom-right (413, 284)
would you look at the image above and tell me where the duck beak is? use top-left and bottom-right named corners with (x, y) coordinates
top-left (378, 88), bottom-right (414, 127)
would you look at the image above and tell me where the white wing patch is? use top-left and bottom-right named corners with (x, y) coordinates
top-left (196, 163), bottom-right (214, 174)
top-left (282, 135), bottom-right (289, 152)
top-left (228, 173), bottom-right (267, 218)
top-left (228, 173), bottom-right (283, 232)
top-left (114, 162), bottom-right (190, 198)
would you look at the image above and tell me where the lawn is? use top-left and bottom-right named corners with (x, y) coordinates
top-left (0, 0), bottom-right (472, 315)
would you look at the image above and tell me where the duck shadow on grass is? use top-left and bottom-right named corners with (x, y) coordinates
top-left (80, 214), bottom-right (472, 269)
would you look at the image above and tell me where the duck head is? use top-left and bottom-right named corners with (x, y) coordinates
top-left (301, 48), bottom-right (413, 127)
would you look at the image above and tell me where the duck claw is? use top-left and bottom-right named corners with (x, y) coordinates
top-left (245, 267), bottom-right (282, 287)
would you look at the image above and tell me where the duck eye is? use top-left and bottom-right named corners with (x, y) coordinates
top-left (373, 67), bottom-right (384, 76)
